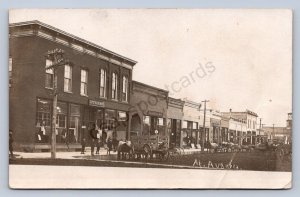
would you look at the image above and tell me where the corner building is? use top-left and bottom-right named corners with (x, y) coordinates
top-left (9, 21), bottom-right (137, 151)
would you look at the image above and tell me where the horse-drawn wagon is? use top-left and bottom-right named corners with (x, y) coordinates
top-left (117, 131), bottom-right (170, 161)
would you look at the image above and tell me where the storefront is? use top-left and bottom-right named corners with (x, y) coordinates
top-left (35, 98), bottom-right (129, 147)
top-left (167, 97), bottom-right (184, 148)
top-left (129, 81), bottom-right (168, 142)
top-left (182, 99), bottom-right (201, 148)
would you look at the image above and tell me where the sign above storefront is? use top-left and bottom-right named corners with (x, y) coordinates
top-left (147, 110), bottom-right (163, 117)
top-left (89, 100), bottom-right (105, 108)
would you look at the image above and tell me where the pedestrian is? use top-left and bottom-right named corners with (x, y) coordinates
top-left (96, 138), bottom-right (101, 154)
top-left (61, 129), bottom-right (69, 151)
top-left (9, 129), bottom-right (14, 157)
top-left (112, 134), bottom-right (118, 152)
top-left (40, 121), bottom-right (46, 143)
top-left (89, 123), bottom-right (97, 156)
top-left (107, 137), bottom-right (112, 155)
top-left (81, 137), bottom-right (86, 154)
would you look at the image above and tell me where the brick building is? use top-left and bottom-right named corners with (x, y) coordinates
top-left (9, 21), bottom-right (137, 151)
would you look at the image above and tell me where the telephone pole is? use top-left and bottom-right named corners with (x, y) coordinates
top-left (201, 100), bottom-right (209, 152)
top-left (46, 49), bottom-right (69, 159)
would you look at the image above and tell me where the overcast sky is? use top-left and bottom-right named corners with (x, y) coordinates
top-left (10, 9), bottom-right (292, 126)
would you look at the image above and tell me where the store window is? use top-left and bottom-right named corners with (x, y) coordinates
top-left (80, 69), bottom-right (88, 96)
top-left (99, 69), bottom-right (106, 98)
top-left (64, 64), bottom-right (72, 92)
top-left (36, 98), bottom-right (52, 127)
top-left (105, 109), bottom-right (116, 130)
top-left (45, 59), bottom-right (54, 89)
top-left (182, 121), bottom-right (188, 129)
top-left (122, 76), bottom-right (128, 102)
top-left (56, 102), bottom-right (67, 128)
top-left (112, 72), bottom-right (118, 100)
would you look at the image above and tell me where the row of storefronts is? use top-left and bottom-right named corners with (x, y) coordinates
top-left (9, 20), bottom-right (259, 152)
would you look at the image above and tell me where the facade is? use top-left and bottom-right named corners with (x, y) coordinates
top-left (129, 81), bottom-right (168, 141)
top-left (167, 97), bottom-right (184, 148)
top-left (9, 21), bottom-right (137, 151)
top-left (222, 109), bottom-right (258, 145)
top-left (181, 99), bottom-right (201, 148)
top-left (209, 110), bottom-right (222, 144)
top-left (228, 117), bottom-right (247, 145)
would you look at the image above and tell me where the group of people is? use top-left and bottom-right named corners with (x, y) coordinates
top-left (81, 123), bottom-right (119, 156)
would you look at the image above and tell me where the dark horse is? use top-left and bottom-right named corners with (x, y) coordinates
top-left (117, 141), bottom-right (134, 160)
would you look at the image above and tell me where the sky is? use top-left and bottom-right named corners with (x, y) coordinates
top-left (9, 9), bottom-right (292, 126)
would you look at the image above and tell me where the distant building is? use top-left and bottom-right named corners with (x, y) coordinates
top-left (263, 113), bottom-right (292, 144)
top-left (222, 109), bottom-right (258, 145)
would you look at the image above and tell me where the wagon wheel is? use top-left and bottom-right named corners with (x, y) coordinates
top-left (143, 145), bottom-right (152, 160)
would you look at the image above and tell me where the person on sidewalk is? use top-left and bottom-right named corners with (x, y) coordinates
top-left (61, 128), bottom-right (69, 151)
top-left (9, 129), bottom-right (14, 157)
top-left (81, 137), bottom-right (86, 154)
top-left (89, 123), bottom-right (97, 156)
top-left (107, 137), bottom-right (112, 155)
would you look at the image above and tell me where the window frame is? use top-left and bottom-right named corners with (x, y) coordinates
top-left (64, 64), bottom-right (73, 93)
top-left (111, 72), bottom-right (118, 100)
top-left (45, 59), bottom-right (54, 89)
top-left (122, 75), bottom-right (129, 102)
top-left (99, 68), bottom-right (107, 98)
top-left (80, 69), bottom-right (88, 96)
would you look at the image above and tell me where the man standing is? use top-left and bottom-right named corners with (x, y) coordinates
top-left (89, 123), bottom-right (97, 156)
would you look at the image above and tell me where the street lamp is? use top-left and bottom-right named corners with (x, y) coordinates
top-left (46, 48), bottom-right (70, 159)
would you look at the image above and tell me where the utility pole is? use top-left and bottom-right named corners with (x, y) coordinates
top-left (46, 49), bottom-right (69, 159)
top-left (259, 118), bottom-right (262, 143)
top-left (201, 100), bottom-right (209, 152)
top-left (272, 124), bottom-right (275, 140)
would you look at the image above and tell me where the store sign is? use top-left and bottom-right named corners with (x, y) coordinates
top-left (89, 100), bottom-right (105, 108)
top-left (147, 110), bottom-right (163, 117)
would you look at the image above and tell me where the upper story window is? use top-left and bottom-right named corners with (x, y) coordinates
top-left (64, 65), bottom-right (72, 92)
top-left (122, 76), bottom-right (128, 102)
top-left (80, 69), bottom-right (88, 96)
top-left (112, 72), bottom-right (118, 100)
top-left (9, 57), bottom-right (12, 87)
top-left (99, 69), bottom-right (106, 98)
top-left (45, 59), bottom-right (54, 89)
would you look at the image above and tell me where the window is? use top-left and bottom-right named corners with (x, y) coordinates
top-left (45, 59), bottom-right (54, 88)
top-left (64, 65), bottom-right (72, 92)
top-left (112, 72), bottom-right (118, 100)
top-left (80, 69), bottom-right (88, 96)
top-left (99, 69), bottom-right (106, 98)
top-left (36, 98), bottom-right (51, 127)
top-left (56, 102), bottom-right (67, 128)
top-left (122, 76), bottom-right (128, 102)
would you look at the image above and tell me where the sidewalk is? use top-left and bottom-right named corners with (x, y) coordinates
top-left (12, 148), bottom-right (117, 160)
top-left (11, 147), bottom-right (203, 160)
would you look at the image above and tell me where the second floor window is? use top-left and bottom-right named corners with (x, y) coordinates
top-left (45, 59), bottom-right (54, 89)
top-left (99, 69), bottom-right (106, 98)
top-left (64, 65), bottom-right (72, 92)
top-left (112, 72), bottom-right (118, 100)
top-left (80, 69), bottom-right (88, 96)
top-left (122, 76), bottom-right (128, 102)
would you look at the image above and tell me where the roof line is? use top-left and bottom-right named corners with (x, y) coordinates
top-left (9, 20), bottom-right (137, 65)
